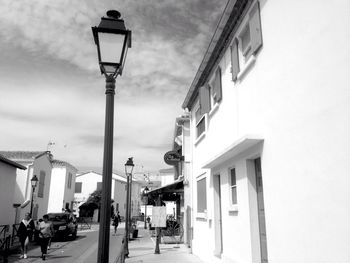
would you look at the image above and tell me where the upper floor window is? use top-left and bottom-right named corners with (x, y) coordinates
top-left (96, 182), bottom-right (102, 191)
top-left (197, 176), bottom-right (207, 213)
top-left (230, 168), bottom-right (237, 205)
top-left (67, 172), bottom-right (72, 189)
top-left (75, 182), bottom-right (82, 193)
top-left (195, 101), bottom-right (206, 139)
top-left (231, 1), bottom-right (262, 81)
top-left (209, 67), bottom-right (222, 107)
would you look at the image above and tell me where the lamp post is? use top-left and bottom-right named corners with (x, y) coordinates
top-left (92, 10), bottom-right (131, 263)
top-left (30, 175), bottom-right (38, 217)
top-left (143, 187), bottom-right (149, 229)
top-left (124, 157), bottom-right (134, 257)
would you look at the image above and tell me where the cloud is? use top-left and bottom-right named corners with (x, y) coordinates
top-left (0, 0), bottom-right (228, 173)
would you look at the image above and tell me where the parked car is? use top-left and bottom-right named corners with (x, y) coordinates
top-left (47, 212), bottom-right (78, 240)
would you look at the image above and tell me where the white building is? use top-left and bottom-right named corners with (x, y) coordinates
top-left (0, 154), bottom-right (26, 226)
top-left (0, 151), bottom-right (53, 221)
top-left (74, 171), bottom-right (141, 220)
top-left (47, 160), bottom-right (78, 213)
top-left (181, 0), bottom-right (350, 263)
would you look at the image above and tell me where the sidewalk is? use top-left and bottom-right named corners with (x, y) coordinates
top-left (125, 224), bottom-right (204, 263)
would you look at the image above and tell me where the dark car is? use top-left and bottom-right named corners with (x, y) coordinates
top-left (47, 212), bottom-right (78, 240)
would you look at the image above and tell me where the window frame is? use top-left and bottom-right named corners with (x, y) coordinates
top-left (231, 0), bottom-right (262, 82)
top-left (229, 167), bottom-right (238, 206)
top-left (196, 173), bottom-right (207, 219)
top-left (194, 101), bottom-right (206, 142)
top-left (75, 182), bottom-right (82, 193)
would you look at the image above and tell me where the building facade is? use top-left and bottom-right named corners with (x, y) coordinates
top-left (0, 151), bottom-right (53, 221)
top-left (47, 160), bottom-right (78, 213)
top-left (181, 0), bottom-right (350, 263)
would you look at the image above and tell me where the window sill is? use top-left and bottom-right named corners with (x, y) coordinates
top-left (196, 212), bottom-right (207, 221)
top-left (228, 205), bottom-right (238, 212)
top-left (194, 132), bottom-right (206, 146)
top-left (209, 103), bottom-right (219, 118)
top-left (236, 55), bottom-right (256, 81)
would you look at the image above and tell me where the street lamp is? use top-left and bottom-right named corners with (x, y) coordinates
top-left (142, 187), bottom-right (149, 229)
top-left (92, 10), bottom-right (132, 263)
top-left (124, 157), bottom-right (134, 257)
top-left (30, 175), bottom-right (38, 217)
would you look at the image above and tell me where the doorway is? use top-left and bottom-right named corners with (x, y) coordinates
top-left (213, 174), bottom-right (223, 257)
top-left (254, 158), bottom-right (268, 263)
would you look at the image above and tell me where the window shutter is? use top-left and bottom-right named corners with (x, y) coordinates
top-left (249, 1), bottom-right (263, 55)
top-left (213, 67), bottom-right (222, 102)
top-left (231, 39), bottom-right (240, 81)
top-left (38, 171), bottom-right (45, 198)
top-left (199, 85), bottom-right (210, 116)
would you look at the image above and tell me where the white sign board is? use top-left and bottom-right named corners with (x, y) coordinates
top-left (152, 207), bottom-right (166, 227)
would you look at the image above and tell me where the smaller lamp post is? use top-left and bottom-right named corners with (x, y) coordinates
top-left (124, 157), bottom-right (134, 257)
top-left (30, 175), bottom-right (38, 217)
top-left (142, 187), bottom-right (149, 229)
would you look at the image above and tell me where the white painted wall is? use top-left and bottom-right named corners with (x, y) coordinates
top-left (0, 162), bottom-right (17, 226)
top-left (13, 163), bottom-right (30, 204)
top-left (63, 166), bottom-right (77, 211)
top-left (189, 1), bottom-right (350, 263)
top-left (47, 167), bottom-right (65, 213)
top-left (32, 155), bottom-right (52, 219)
top-left (74, 171), bottom-right (102, 205)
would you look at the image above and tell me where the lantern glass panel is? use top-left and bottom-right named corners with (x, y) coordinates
top-left (98, 32), bottom-right (125, 64)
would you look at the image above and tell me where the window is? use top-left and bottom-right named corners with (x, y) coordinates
top-left (194, 84), bottom-right (211, 139)
top-left (67, 172), bottom-right (72, 189)
top-left (197, 177), bottom-right (207, 213)
top-left (196, 115), bottom-right (206, 138)
top-left (209, 67), bottom-right (223, 106)
top-left (96, 182), bottom-right (102, 191)
top-left (231, 1), bottom-right (262, 81)
top-left (37, 171), bottom-right (45, 198)
top-left (75, 182), bottom-right (82, 193)
top-left (230, 168), bottom-right (237, 205)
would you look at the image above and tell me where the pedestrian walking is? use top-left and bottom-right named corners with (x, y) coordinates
top-left (37, 214), bottom-right (54, 260)
top-left (17, 212), bottom-right (35, 259)
top-left (112, 211), bottom-right (121, 235)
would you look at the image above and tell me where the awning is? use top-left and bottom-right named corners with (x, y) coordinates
top-left (146, 179), bottom-right (184, 202)
top-left (202, 135), bottom-right (264, 169)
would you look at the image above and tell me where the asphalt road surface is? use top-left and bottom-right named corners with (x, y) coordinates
top-left (5, 226), bottom-right (124, 263)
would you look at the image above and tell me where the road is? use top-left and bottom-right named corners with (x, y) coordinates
top-left (5, 225), bottom-right (124, 263)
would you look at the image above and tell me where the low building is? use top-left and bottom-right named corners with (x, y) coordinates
top-left (0, 151), bottom-right (53, 220)
top-left (0, 154), bottom-right (26, 226)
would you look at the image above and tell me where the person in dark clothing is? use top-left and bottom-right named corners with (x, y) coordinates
top-left (112, 211), bottom-right (121, 235)
top-left (17, 212), bottom-right (35, 259)
top-left (37, 214), bottom-right (54, 260)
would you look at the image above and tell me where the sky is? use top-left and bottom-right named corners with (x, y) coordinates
top-left (0, 0), bottom-right (227, 175)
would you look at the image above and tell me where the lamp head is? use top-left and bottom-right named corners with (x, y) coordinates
top-left (124, 157), bottom-right (134, 175)
top-left (31, 175), bottom-right (38, 188)
top-left (92, 10), bottom-right (132, 76)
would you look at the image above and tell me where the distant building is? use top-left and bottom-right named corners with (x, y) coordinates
top-left (74, 171), bottom-right (142, 221)
top-left (0, 154), bottom-right (26, 226)
top-left (48, 160), bottom-right (78, 213)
